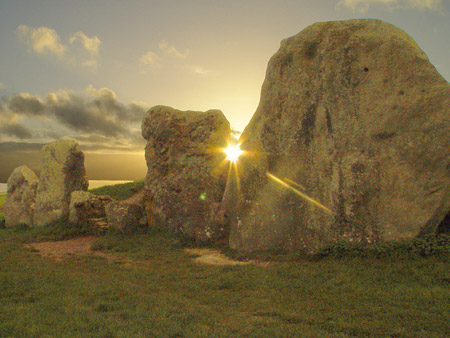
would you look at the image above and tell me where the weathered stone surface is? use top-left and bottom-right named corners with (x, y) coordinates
top-left (122, 189), bottom-right (150, 227)
top-left (142, 105), bottom-right (230, 241)
top-left (105, 200), bottom-right (143, 233)
top-left (4, 165), bottom-right (38, 227)
top-left (69, 191), bottom-right (113, 227)
top-left (34, 140), bottom-right (88, 226)
top-left (230, 19), bottom-right (450, 253)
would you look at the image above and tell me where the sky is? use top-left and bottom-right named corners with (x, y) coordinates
top-left (0, 0), bottom-right (449, 182)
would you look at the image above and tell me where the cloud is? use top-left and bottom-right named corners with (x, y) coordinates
top-left (81, 59), bottom-right (99, 70)
top-left (16, 25), bottom-right (66, 57)
top-left (139, 51), bottom-right (161, 66)
top-left (139, 41), bottom-right (209, 76)
top-left (338, 0), bottom-right (443, 12)
top-left (0, 86), bottom-right (149, 148)
top-left (0, 123), bottom-right (33, 139)
top-left (0, 82), bottom-right (4, 90)
top-left (192, 66), bottom-right (209, 75)
top-left (6, 92), bottom-right (45, 115)
top-left (0, 87), bottom-right (150, 181)
top-left (16, 25), bottom-right (101, 70)
top-left (45, 87), bottom-right (147, 136)
top-left (69, 31), bottom-right (101, 55)
top-left (0, 99), bottom-right (34, 139)
top-left (158, 40), bottom-right (190, 59)
top-left (0, 111), bottom-right (33, 140)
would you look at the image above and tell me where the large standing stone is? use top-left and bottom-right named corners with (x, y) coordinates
top-left (142, 105), bottom-right (230, 241)
top-left (230, 19), bottom-right (450, 253)
top-left (4, 165), bottom-right (38, 227)
top-left (34, 140), bottom-right (88, 226)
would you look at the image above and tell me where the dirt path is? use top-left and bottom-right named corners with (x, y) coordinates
top-left (25, 236), bottom-right (268, 267)
top-left (25, 237), bottom-right (133, 264)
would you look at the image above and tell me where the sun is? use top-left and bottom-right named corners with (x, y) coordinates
top-left (223, 144), bottom-right (243, 163)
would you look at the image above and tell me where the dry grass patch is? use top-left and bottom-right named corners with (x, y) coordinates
top-left (185, 248), bottom-right (270, 267)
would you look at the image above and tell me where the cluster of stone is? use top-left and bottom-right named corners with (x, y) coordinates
top-left (5, 20), bottom-right (449, 254)
top-left (68, 191), bottom-right (113, 229)
top-left (140, 20), bottom-right (450, 253)
top-left (33, 140), bottom-right (89, 226)
top-left (4, 139), bottom-right (147, 232)
top-left (4, 140), bottom-right (88, 227)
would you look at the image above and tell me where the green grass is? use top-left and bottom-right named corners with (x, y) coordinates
top-left (1, 181), bottom-right (450, 337)
top-left (89, 180), bottom-right (145, 201)
top-left (0, 192), bottom-right (6, 221)
top-left (1, 227), bottom-right (450, 337)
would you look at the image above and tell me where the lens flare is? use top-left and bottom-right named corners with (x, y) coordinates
top-left (267, 173), bottom-right (333, 214)
top-left (223, 144), bottom-right (243, 163)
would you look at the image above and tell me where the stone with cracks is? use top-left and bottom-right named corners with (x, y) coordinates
top-left (142, 105), bottom-right (230, 241)
top-left (69, 191), bottom-right (113, 227)
top-left (34, 140), bottom-right (88, 226)
top-left (4, 165), bottom-right (38, 227)
top-left (230, 19), bottom-right (450, 253)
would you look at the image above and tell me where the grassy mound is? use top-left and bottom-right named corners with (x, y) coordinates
top-left (89, 180), bottom-right (145, 201)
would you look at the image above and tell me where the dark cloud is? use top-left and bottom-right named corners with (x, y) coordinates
top-left (49, 95), bottom-right (128, 137)
top-left (0, 141), bottom-right (43, 152)
top-left (0, 87), bottom-right (149, 151)
top-left (88, 88), bottom-right (144, 123)
top-left (0, 123), bottom-right (33, 139)
top-left (0, 88), bottom-right (151, 182)
top-left (45, 89), bottom-right (147, 137)
top-left (6, 93), bottom-right (45, 115)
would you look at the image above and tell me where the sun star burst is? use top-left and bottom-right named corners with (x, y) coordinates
top-left (223, 144), bottom-right (243, 163)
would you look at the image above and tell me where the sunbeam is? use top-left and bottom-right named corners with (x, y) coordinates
top-left (283, 177), bottom-right (307, 191)
top-left (267, 173), bottom-right (333, 214)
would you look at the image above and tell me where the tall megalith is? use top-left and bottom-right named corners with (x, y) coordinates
top-left (230, 19), bottom-right (450, 253)
top-left (34, 140), bottom-right (88, 226)
top-left (142, 105), bottom-right (230, 241)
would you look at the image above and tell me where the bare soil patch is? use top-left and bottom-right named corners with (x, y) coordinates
top-left (24, 236), bottom-right (268, 267)
top-left (25, 237), bottom-right (134, 265)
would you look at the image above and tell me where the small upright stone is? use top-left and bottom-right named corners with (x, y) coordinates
top-left (142, 105), bottom-right (230, 241)
top-left (4, 165), bottom-right (38, 227)
top-left (34, 140), bottom-right (88, 226)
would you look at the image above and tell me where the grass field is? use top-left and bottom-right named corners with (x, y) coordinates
top-left (1, 182), bottom-right (450, 337)
top-left (89, 180), bottom-right (145, 200)
top-left (0, 192), bottom-right (6, 219)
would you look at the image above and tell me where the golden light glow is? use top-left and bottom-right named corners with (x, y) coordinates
top-left (223, 144), bottom-right (243, 163)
